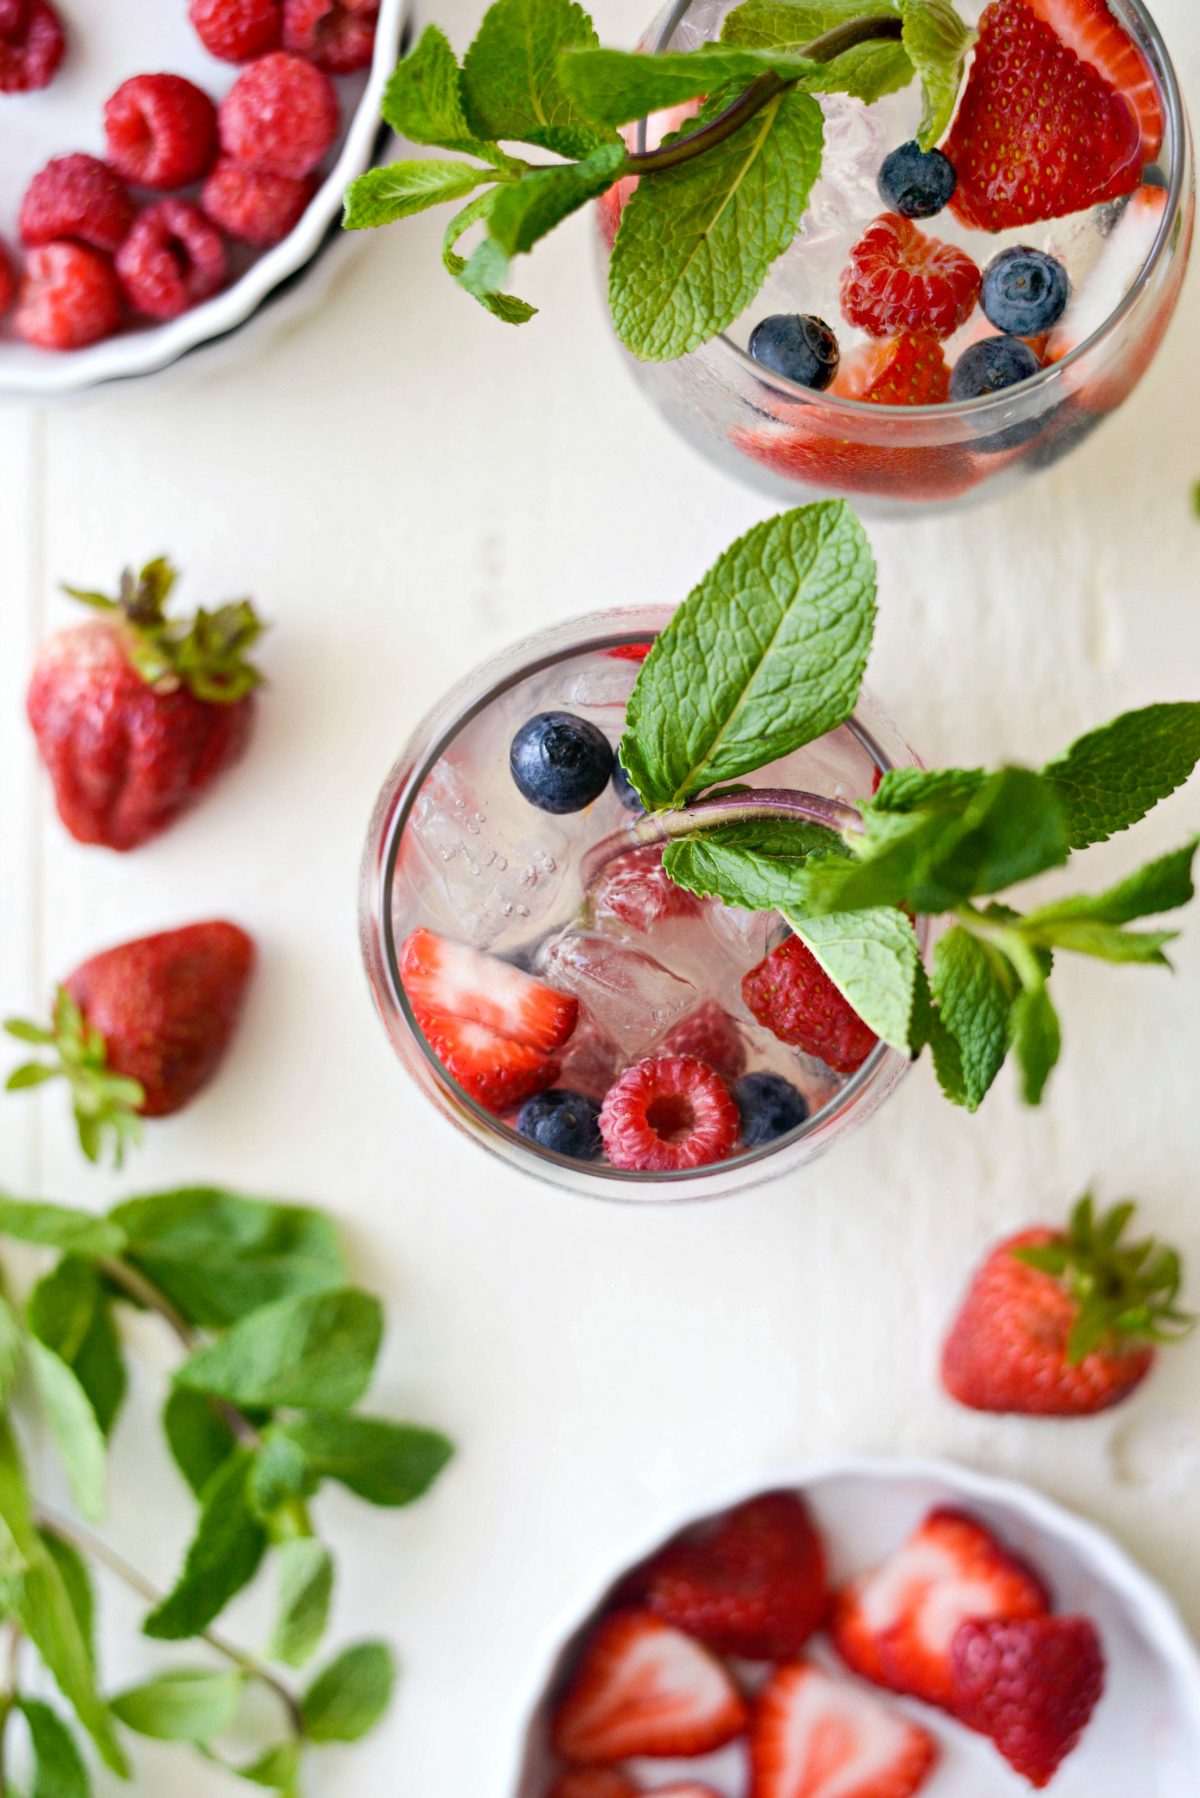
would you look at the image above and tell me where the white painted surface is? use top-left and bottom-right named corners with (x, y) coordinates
top-left (0, 0), bottom-right (1199, 1789)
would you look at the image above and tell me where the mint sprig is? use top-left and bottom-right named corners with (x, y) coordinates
top-left (611, 502), bottom-right (1199, 1111)
top-left (344, 0), bottom-right (974, 352)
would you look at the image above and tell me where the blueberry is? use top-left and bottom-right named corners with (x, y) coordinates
top-left (515, 1088), bottom-right (603, 1160)
top-left (510, 711), bottom-right (614, 814)
top-left (981, 247), bottom-right (1069, 336)
top-left (949, 335), bottom-right (1042, 402)
top-left (877, 141), bottom-right (957, 219)
top-left (612, 757), bottom-right (643, 813)
top-left (748, 314), bottom-right (840, 391)
top-left (734, 1071), bottom-right (810, 1148)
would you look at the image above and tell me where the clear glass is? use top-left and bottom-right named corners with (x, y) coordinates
top-left (596, 0), bottom-right (1194, 518)
top-left (360, 608), bottom-right (926, 1203)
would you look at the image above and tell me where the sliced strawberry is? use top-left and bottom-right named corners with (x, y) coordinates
top-left (607, 642), bottom-right (653, 663)
top-left (400, 927), bottom-right (578, 1053)
top-left (832, 1509), bottom-right (1051, 1708)
top-left (840, 214), bottom-right (980, 340)
top-left (657, 1000), bottom-right (747, 1083)
top-left (950, 1614), bottom-right (1105, 1788)
top-left (641, 1491), bottom-right (829, 1661)
top-left (1025, 0), bottom-right (1163, 160)
top-left (552, 1611), bottom-right (747, 1764)
top-left (750, 1662), bottom-right (937, 1798)
top-left (652, 1787), bottom-right (725, 1797)
top-left (945, 0), bottom-right (1145, 232)
top-left (417, 1011), bottom-right (559, 1113)
top-left (549, 1773), bottom-right (638, 1798)
top-left (838, 334), bottom-right (951, 406)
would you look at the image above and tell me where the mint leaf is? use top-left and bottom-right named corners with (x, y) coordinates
top-left (931, 928), bottom-right (1016, 1110)
top-left (175, 1289), bottom-right (383, 1414)
top-left (898, 0), bottom-right (974, 145)
top-left (911, 960), bottom-right (967, 1105)
top-left (488, 142), bottom-right (625, 251)
top-left (559, 44), bottom-right (823, 126)
top-left (1023, 838), bottom-right (1199, 927)
top-left (28, 1341), bottom-right (107, 1522)
top-left (249, 1431), bottom-right (318, 1519)
top-left (0, 1194), bottom-right (125, 1259)
top-left (662, 817), bottom-right (848, 910)
top-left (111, 1670), bottom-right (244, 1743)
top-left (461, 0), bottom-right (616, 158)
top-left (1011, 982), bottom-right (1061, 1104)
top-left (18, 1699), bottom-right (90, 1798)
top-left (1021, 919), bottom-right (1177, 964)
top-left (236, 1743), bottom-right (301, 1793)
top-left (443, 188), bottom-right (538, 323)
top-left (144, 1451), bottom-right (267, 1640)
top-left (722, 0), bottom-right (913, 101)
top-left (0, 1295), bottom-right (22, 1413)
top-left (344, 160), bottom-right (490, 230)
top-left (870, 766), bottom-right (984, 813)
top-left (29, 1260), bottom-right (126, 1438)
top-left (786, 906), bottom-right (920, 1051)
top-left (163, 1386), bottom-right (239, 1499)
top-left (39, 1530), bottom-right (95, 1670)
top-left (279, 1413), bottom-right (455, 1507)
top-left (381, 24), bottom-right (513, 163)
top-left (622, 503), bottom-right (875, 808)
top-left (113, 1188), bottom-right (347, 1328)
top-left (908, 767), bottom-right (1070, 910)
top-left (302, 1642), bottom-right (396, 1744)
top-left (269, 1538), bottom-right (334, 1669)
top-left (609, 82), bottom-right (823, 360)
top-left (1042, 703), bottom-right (1200, 848)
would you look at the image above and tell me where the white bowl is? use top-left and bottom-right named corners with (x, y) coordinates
top-left (511, 1456), bottom-right (1200, 1797)
top-left (0, 0), bottom-right (405, 398)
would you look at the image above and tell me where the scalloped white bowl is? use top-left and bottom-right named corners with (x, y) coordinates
top-left (0, 0), bottom-right (405, 398)
top-left (510, 1456), bottom-right (1200, 1797)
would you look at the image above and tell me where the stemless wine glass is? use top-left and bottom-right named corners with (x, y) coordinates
top-left (596, 0), bottom-right (1193, 518)
top-left (360, 608), bottom-right (927, 1203)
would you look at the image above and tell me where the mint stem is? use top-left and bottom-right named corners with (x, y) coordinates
top-left (631, 787), bottom-right (865, 843)
top-left (622, 14), bottom-right (905, 175)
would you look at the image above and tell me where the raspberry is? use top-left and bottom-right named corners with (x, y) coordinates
top-left (16, 243), bottom-right (123, 350)
top-left (599, 1056), bottom-right (740, 1172)
top-left (656, 1000), bottom-right (747, 1082)
top-left (116, 201), bottom-right (227, 321)
top-left (283, 0), bottom-right (378, 73)
top-left (592, 845), bottom-right (702, 933)
top-left (189, 0), bottom-right (282, 62)
top-left (218, 51), bottom-right (339, 179)
top-left (201, 156), bottom-right (314, 245)
top-left (20, 155), bottom-right (135, 257)
top-left (840, 213), bottom-right (981, 340)
top-left (0, 0), bottom-right (65, 93)
top-left (742, 935), bottom-right (878, 1075)
top-left (104, 74), bottom-right (219, 190)
top-left (0, 239), bottom-right (15, 318)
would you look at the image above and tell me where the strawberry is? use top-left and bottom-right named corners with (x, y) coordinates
top-left (656, 1000), bottom-right (747, 1083)
top-left (742, 936), bottom-right (877, 1076)
top-left (6, 922), bottom-right (254, 1165)
top-left (840, 215), bottom-right (980, 340)
top-left (832, 1509), bottom-right (1050, 1707)
top-left (592, 845), bottom-right (703, 934)
top-left (945, 0), bottom-right (1145, 232)
top-left (750, 1662), bottom-right (938, 1798)
top-left (949, 1614), bottom-right (1105, 1788)
top-left (551, 1611), bottom-right (747, 1763)
top-left (837, 334), bottom-right (951, 407)
top-left (399, 929), bottom-right (578, 1053)
top-left (640, 1491), bottom-right (829, 1661)
top-left (549, 1775), bottom-right (637, 1798)
top-left (942, 1195), bottom-right (1192, 1416)
top-left (1025, 0), bottom-right (1163, 160)
top-left (418, 1012), bottom-right (561, 1113)
top-left (27, 558), bottom-right (264, 852)
top-left (606, 642), bottom-right (652, 663)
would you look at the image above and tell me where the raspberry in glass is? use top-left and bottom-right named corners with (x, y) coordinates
top-left (104, 73), bottom-right (219, 190)
top-left (599, 1055), bottom-right (740, 1172)
top-left (16, 243), bottom-right (123, 350)
top-left (20, 155), bottom-right (135, 257)
top-left (201, 156), bottom-right (314, 245)
top-left (189, 0), bottom-right (282, 63)
top-left (218, 50), bottom-right (339, 179)
top-left (116, 201), bottom-right (228, 322)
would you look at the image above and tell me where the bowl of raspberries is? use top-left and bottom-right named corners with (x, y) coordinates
top-left (0, 0), bottom-right (405, 395)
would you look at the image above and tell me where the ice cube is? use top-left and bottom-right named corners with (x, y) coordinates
top-left (536, 931), bottom-right (697, 1059)
top-left (556, 1008), bottom-right (623, 1101)
top-left (563, 659), bottom-right (639, 713)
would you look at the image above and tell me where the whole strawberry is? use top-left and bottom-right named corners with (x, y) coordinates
top-left (28, 557), bottom-right (265, 851)
top-left (6, 922), bottom-right (255, 1164)
top-left (742, 934), bottom-right (878, 1074)
top-left (942, 1196), bottom-right (1193, 1416)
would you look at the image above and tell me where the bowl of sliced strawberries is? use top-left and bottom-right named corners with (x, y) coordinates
top-left (512, 1457), bottom-right (1200, 1798)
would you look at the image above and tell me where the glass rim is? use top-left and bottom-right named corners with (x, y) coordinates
top-left (644, 0), bottom-right (1190, 421)
top-left (371, 606), bottom-right (921, 1200)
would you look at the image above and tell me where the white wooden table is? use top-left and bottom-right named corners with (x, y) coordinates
top-left (1, 2), bottom-right (1199, 1789)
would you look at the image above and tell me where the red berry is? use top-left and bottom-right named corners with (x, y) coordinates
top-left (742, 935), bottom-right (878, 1075)
top-left (552, 1611), bottom-right (747, 1763)
top-left (751, 1662), bottom-right (938, 1798)
top-left (606, 643), bottom-right (652, 662)
top-left (20, 155), bottom-right (135, 257)
top-left (218, 50), bottom-right (339, 179)
top-left (1026, 0), bottom-right (1163, 161)
top-left (104, 74), bottom-right (219, 190)
top-left (0, 0), bottom-right (65, 93)
top-left (16, 244), bottom-right (123, 351)
top-left (116, 201), bottom-right (227, 322)
top-left (0, 239), bottom-right (15, 318)
top-left (841, 213), bottom-right (980, 340)
top-left (549, 1776), bottom-right (637, 1798)
top-left (592, 844), bottom-right (702, 933)
top-left (640, 1491), bottom-right (829, 1660)
top-left (599, 1055), bottom-right (739, 1172)
top-left (283, 0), bottom-right (378, 74)
top-left (201, 156), bottom-right (313, 245)
top-left (189, 0), bottom-right (282, 62)
top-left (838, 332), bottom-right (952, 406)
top-left (945, 0), bottom-right (1145, 232)
top-left (656, 999), bottom-right (746, 1082)
top-left (950, 1614), bottom-right (1105, 1788)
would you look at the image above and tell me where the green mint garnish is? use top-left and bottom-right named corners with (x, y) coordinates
top-left (611, 502), bottom-right (1199, 1112)
top-left (343, 0), bottom-right (974, 351)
